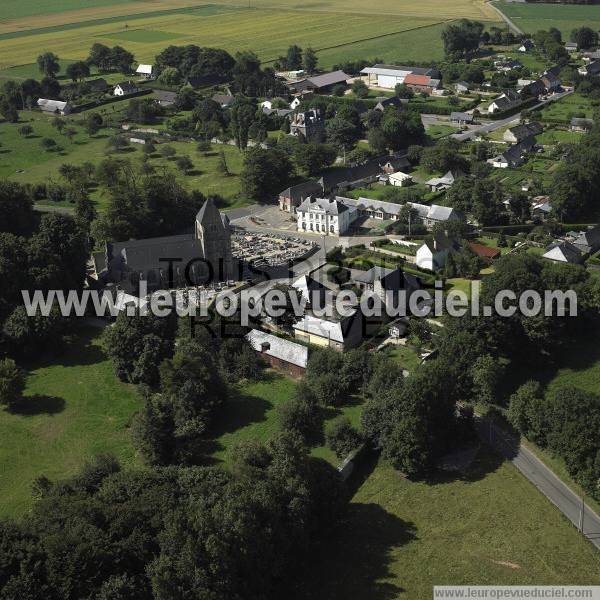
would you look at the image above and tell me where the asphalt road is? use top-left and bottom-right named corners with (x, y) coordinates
top-left (452, 90), bottom-right (574, 142)
top-left (476, 418), bottom-right (600, 550)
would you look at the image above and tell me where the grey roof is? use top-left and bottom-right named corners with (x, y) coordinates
top-left (296, 196), bottom-right (349, 215)
top-left (318, 154), bottom-right (400, 191)
top-left (280, 180), bottom-right (322, 201)
top-left (426, 170), bottom-right (459, 188)
top-left (584, 60), bottom-right (600, 75)
top-left (116, 81), bottom-right (139, 93)
top-left (541, 72), bottom-right (561, 88)
top-left (290, 70), bottom-right (350, 92)
top-left (153, 90), bottom-right (177, 105)
top-left (456, 81), bottom-right (470, 89)
top-left (571, 117), bottom-right (594, 129)
top-left (196, 197), bottom-right (230, 230)
top-left (451, 111), bottom-right (473, 122)
top-left (573, 227), bottom-right (600, 253)
top-left (343, 196), bottom-right (403, 216)
top-left (292, 274), bottom-right (327, 302)
top-left (37, 98), bottom-right (70, 111)
top-left (427, 205), bottom-right (454, 221)
top-left (246, 329), bottom-right (308, 369)
top-left (212, 93), bottom-right (235, 106)
top-left (293, 312), bottom-right (357, 343)
top-left (543, 241), bottom-right (583, 264)
top-left (374, 96), bottom-right (407, 111)
top-left (583, 50), bottom-right (600, 60)
top-left (505, 121), bottom-right (543, 142)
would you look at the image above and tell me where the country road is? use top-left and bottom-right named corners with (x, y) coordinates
top-left (487, 1), bottom-right (524, 35)
top-left (476, 417), bottom-right (600, 550)
top-left (452, 89), bottom-right (574, 141)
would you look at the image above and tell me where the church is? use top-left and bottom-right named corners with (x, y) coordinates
top-left (95, 198), bottom-right (235, 293)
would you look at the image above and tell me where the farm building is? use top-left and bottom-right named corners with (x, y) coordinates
top-left (293, 311), bottom-right (364, 351)
top-left (571, 117), bottom-right (594, 132)
top-left (360, 63), bottom-right (439, 89)
top-left (37, 98), bottom-right (72, 115)
top-left (455, 81), bottom-right (470, 93)
top-left (153, 90), bottom-right (177, 107)
top-left (288, 70), bottom-right (350, 94)
top-left (245, 329), bottom-right (308, 377)
top-left (136, 64), bottom-right (154, 78)
top-left (211, 93), bottom-right (235, 108)
top-left (425, 170), bottom-right (462, 192)
top-left (403, 73), bottom-right (440, 95)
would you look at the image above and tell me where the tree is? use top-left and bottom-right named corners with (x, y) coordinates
top-left (382, 413), bottom-right (430, 477)
top-left (230, 96), bottom-right (256, 150)
top-left (84, 112), bottom-right (103, 136)
top-left (442, 19), bottom-right (484, 61)
top-left (159, 144), bottom-right (177, 159)
top-left (325, 116), bottom-right (360, 152)
top-left (352, 79), bottom-right (369, 99)
top-left (570, 26), bottom-right (598, 50)
top-left (0, 358), bottom-right (25, 408)
top-left (87, 43), bottom-right (112, 70)
top-left (216, 149), bottom-right (229, 175)
top-left (175, 155), bottom-right (194, 174)
top-left (470, 354), bottom-right (503, 404)
top-left (286, 45), bottom-right (303, 70)
top-left (325, 416), bottom-right (361, 459)
top-left (507, 380), bottom-right (547, 445)
top-left (110, 45), bottom-right (135, 73)
top-left (277, 385), bottom-right (320, 440)
top-left (37, 52), bottom-right (60, 78)
top-left (40, 137), bottom-right (57, 152)
top-left (395, 83), bottom-right (414, 99)
top-left (157, 66), bottom-right (181, 86)
top-left (302, 47), bottom-right (318, 74)
top-left (292, 143), bottom-right (336, 175)
top-left (18, 125), bottom-right (33, 137)
top-left (241, 147), bottom-right (293, 202)
top-left (65, 61), bottom-right (90, 82)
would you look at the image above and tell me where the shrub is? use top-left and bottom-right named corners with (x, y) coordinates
top-left (325, 416), bottom-right (361, 459)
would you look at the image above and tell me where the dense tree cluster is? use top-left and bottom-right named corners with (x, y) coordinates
top-left (86, 43), bottom-right (135, 73)
top-left (0, 438), bottom-right (344, 599)
top-left (442, 20), bottom-right (485, 61)
top-left (532, 29), bottom-right (569, 63)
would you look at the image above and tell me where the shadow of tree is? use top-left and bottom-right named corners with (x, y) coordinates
top-left (9, 394), bottom-right (65, 416)
top-left (297, 502), bottom-right (416, 600)
top-left (208, 390), bottom-right (271, 437)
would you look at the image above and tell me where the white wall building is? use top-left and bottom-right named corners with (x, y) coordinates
top-left (136, 64), bottom-right (154, 78)
top-left (296, 197), bottom-right (354, 236)
top-left (388, 171), bottom-right (413, 187)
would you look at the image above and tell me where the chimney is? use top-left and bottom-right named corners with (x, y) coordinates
top-left (260, 342), bottom-right (271, 353)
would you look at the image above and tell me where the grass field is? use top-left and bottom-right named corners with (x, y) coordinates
top-left (0, 0), bottom-right (501, 73)
top-left (304, 449), bottom-right (600, 598)
top-left (0, 111), bottom-right (246, 211)
top-left (495, 1), bottom-right (600, 38)
top-left (0, 327), bottom-right (141, 519)
top-left (208, 371), bottom-right (363, 468)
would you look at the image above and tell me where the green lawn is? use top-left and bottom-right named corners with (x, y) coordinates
top-left (304, 448), bottom-right (600, 598)
top-left (384, 345), bottom-right (421, 372)
top-left (0, 327), bottom-right (141, 519)
top-left (536, 129), bottom-right (584, 145)
top-left (0, 111), bottom-right (247, 211)
top-left (208, 371), bottom-right (363, 468)
top-left (536, 92), bottom-right (597, 124)
top-left (426, 123), bottom-right (457, 140)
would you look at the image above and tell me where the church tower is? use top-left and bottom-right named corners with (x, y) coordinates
top-left (195, 198), bottom-right (234, 281)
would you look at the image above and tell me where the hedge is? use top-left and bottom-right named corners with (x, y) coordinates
top-left (72, 89), bottom-right (152, 113)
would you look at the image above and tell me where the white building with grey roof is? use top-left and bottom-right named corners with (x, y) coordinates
top-left (296, 197), bottom-right (354, 236)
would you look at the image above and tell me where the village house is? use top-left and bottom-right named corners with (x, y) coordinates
top-left (290, 109), bottom-right (325, 143)
top-left (287, 70), bottom-right (350, 94)
top-left (114, 81), bottom-right (140, 96)
top-left (136, 64), bottom-right (154, 79)
top-left (572, 227), bottom-right (600, 254)
top-left (373, 96), bottom-right (407, 112)
top-left (542, 241), bottom-right (583, 264)
top-left (416, 234), bottom-right (458, 271)
top-left (503, 122), bottom-right (543, 143)
top-left (519, 39), bottom-right (534, 52)
top-left (583, 50), bottom-right (600, 61)
top-left (37, 98), bottom-right (72, 115)
top-left (296, 196), bottom-right (354, 235)
top-left (531, 196), bottom-right (552, 220)
top-left (153, 90), bottom-right (177, 107)
top-left (279, 181), bottom-right (322, 213)
top-left (488, 137), bottom-right (536, 169)
top-left (293, 310), bottom-right (364, 351)
top-left (495, 59), bottom-right (522, 72)
top-left (541, 72), bottom-right (561, 92)
top-left (245, 329), bottom-right (308, 377)
top-left (565, 41), bottom-right (578, 53)
top-left (488, 90), bottom-right (522, 114)
top-left (579, 60), bottom-right (600, 76)
top-left (291, 274), bottom-right (328, 307)
top-left (211, 93), bottom-right (235, 108)
top-left (455, 81), bottom-right (470, 93)
top-left (425, 170), bottom-right (462, 192)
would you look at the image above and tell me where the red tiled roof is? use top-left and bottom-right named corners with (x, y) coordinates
top-left (469, 242), bottom-right (501, 258)
top-left (404, 73), bottom-right (431, 86)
